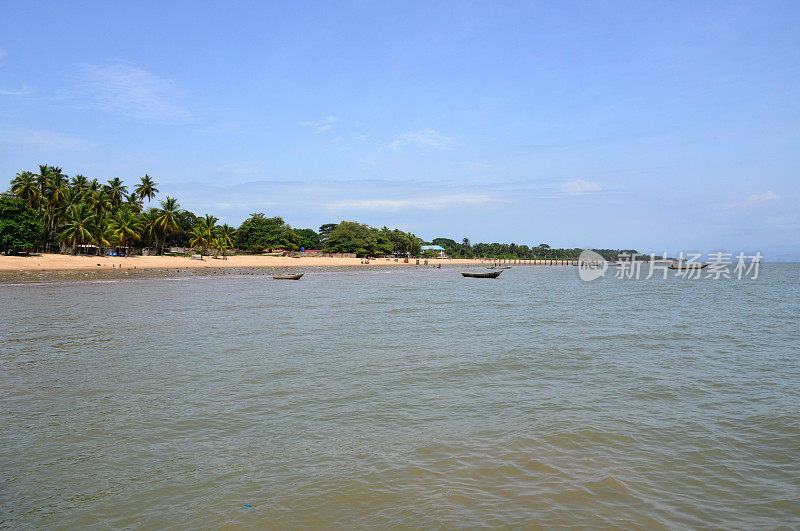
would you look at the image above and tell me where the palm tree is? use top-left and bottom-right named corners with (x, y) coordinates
top-left (94, 215), bottom-right (114, 253)
top-left (87, 187), bottom-right (111, 219)
top-left (219, 224), bottom-right (235, 248)
top-left (190, 214), bottom-right (218, 256)
top-left (105, 178), bottom-right (128, 209)
top-left (35, 164), bottom-right (54, 197)
top-left (43, 170), bottom-right (70, 251)
top-left (139, 209), bottom-right (160, 251)
top-left (134, 174), bottom-right (159, 203)
top-left (11, 171), bottom-right (41, 209)
top-left (154, 196), bottom-right (182, 253)
top-left (70, 174), bottom-right (89, 192)
top-left (124, 192), bottom-right (143, 213)
top-left (108, 209), bottom-right (142, 251)
top-left (59, 203), bottom-right (97, 254)
top-left (189, 225), bottom-right (208, 256)
top-left (211, 236), bottom-right (228, 258)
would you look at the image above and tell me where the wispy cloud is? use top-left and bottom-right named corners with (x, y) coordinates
top-left (462, 161), bottom-right (500, 172)
top-left (207, 163), bottom-right (261, 176)
top-left (326, 193), bottom-right (496, 211)
top-left (299, 115), bottom-right (340, 132)
top-left (725, 191), bottom-right (779, 209)
top-left (0, 86), bottom-right (30, 96)
top-left (77, 62), bottom-right (191, 123)
top-left (0, 128), bottom-right (96, 150)
top-left (388, 129), bottom-right (452, 150)
top-left (560, 179), bottom-right (602, 195)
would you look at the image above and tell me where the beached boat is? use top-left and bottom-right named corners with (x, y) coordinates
top-left (461, 270), bottom-right (502, 278)
top-left (272, 273), bottom-right (304, 280)
top-left (668, 264), bottom-right (709, 270)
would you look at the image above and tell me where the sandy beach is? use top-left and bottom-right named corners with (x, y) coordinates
top-left (0, 253), bottom-right (497, 271)
top-left (0, 253), bottom-right (502, 282)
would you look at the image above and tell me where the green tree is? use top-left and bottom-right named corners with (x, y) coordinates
top-left (154, 196), bottom-right (182, 252)
top-left (11, 171), bottom-right (41, 210)
top-left (323, 221), bottom-right (377, 256)
top-left (318, 223), bottom-right (338, 243)
top-left (0, 195), bottom-right (41, 254)
top-left (108, 209), bottom-right (142, 250)
top-left (236, 213), bottom-right (300, 252)
top-left (105, 177), bottom-right (128, 209)
top-left (124, 192), bottom-right (143, 213)
top-left (59, 203), bottom-right (97, 254)
top-left (134, 174), bottom-right (159, 203)
top-left (295, 228), bottom-right (321, 249)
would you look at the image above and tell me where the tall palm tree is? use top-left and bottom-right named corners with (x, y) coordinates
top-left (139, 209), bottom-right (160, 251)
top-left (59, 203), bottom-right (97, 254)
top-left (124, 192), bottom-right (143, 213)
top-left (11, 171), bottom-right (41, 209)
top-left (190, 214), bottom-right (218, 256)
top-left (134, 174), bottom-right (159, 203)
top-left (87, 187), bottom-right (111, 219)
top-left (154, 197), bottom-right (182, 253)
top-left (70, 174), bottom-right (89, 191)
top-left (108, 209), bottom-right (142, 251)
top-left (94, 215), bottom-right (114, 253)
top-left (35, 164), bottom-right (54, 197)
top-left (43, 170), bottom-right (70, 251)
top-left (105, 178), bottom-right (128, 209)
top-left (219, 224), bottom-right (235, 248)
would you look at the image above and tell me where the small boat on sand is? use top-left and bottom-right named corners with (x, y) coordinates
top-left (272, 273), bottom-right (304, 280)
top-left (461, 270), bottom-right (502, 278)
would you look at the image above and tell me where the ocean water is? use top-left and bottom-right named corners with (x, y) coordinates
top-left (1, 264), bottom-right (799, 528)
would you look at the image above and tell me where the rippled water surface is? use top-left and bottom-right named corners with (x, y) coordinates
top-left (2, 265), bottom-right (800, 528)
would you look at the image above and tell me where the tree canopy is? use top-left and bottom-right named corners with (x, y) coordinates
top-left (235, 213), bottom-right (300, 252)
top-left (0, 194), bottom-right (42, 254)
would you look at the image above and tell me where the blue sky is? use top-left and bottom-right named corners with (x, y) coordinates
top-left (1, 1), bottom-right (798, 258)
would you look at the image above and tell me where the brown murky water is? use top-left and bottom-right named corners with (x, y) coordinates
top-left (2, 265), bottom-right (799, 527)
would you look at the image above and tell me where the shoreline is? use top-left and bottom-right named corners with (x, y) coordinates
top-left (0, 253), bottom-right (501, 283)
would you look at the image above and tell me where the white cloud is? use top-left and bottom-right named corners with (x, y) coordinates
top-left (726, 191), bottom-right (779, 209)
top-left (0, 87), bottom-right (30, 96)
top-left (208, 163), bottom-right (260, 175)
top-left (299, 115), bottom-right (340, 132)
top-left (0, 128), bottom-right (95, 150)
top-left (358, 157), bottom-right (375, 166)
top-left (388, 129), bottom-right (452, 150)
top-left (326, 193), bottom-right (496, 211)
top-left (78, 62), bottom-right (191, 123)
top-left (560, 179), bottom-right (602, 195)
top-left (462, 161), bottom-right (498, 172)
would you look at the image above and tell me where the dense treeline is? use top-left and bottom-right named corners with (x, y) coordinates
top-left (2, 165), bottom-right (637, 259)
top-left (428, 238), bottom-right (638, 261)
top-left (1, 165), bottom-right (422, 257)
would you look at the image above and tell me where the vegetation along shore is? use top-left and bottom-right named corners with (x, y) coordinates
top-left (2, 165), bottom-right (639, 261)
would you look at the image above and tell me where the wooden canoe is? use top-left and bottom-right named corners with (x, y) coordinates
top-left (272, 273), bottom-right (304, 280)
top-left (667, 264), bottom-right (709, 270)
top-left (461, 270), bottom-right (502, 278)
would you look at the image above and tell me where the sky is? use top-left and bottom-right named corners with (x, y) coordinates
top-left (1, 1), bottom-right (798, 259)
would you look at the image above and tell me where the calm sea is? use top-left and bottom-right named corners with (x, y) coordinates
top-left (2, 264), bottom-right (799, 528)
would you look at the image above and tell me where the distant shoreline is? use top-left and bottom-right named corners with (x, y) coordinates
top-left (0, 253), bottom-right (589, 283)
